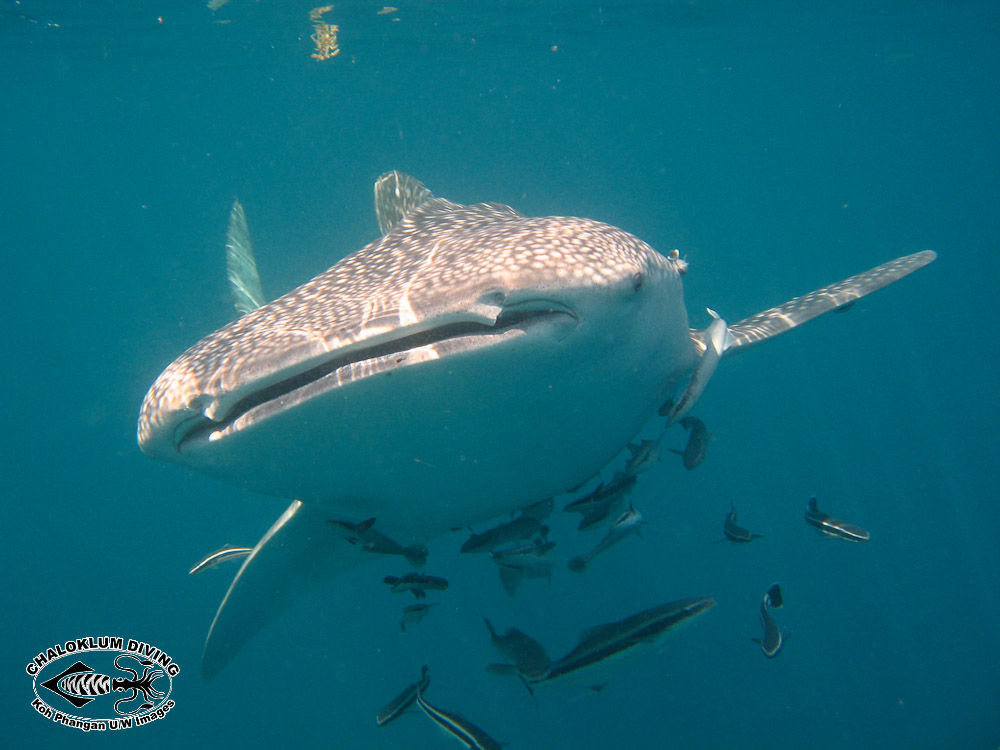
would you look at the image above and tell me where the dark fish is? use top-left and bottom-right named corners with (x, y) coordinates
top-left (755, 583), bottom-right (784, 658)
top-left (517, 497), bottom-right (554, 521)
top-left (568, 507), bottom-right (643, 573)
top-left (376, 665), bottom-right (430, 726)
top-left (415, 687), bottom-right (504, 750)
top-left (400, 604), bottom-right (437, 632)
top-left (527, 597), bottom-right (717, 686)
top-left (490, 539), bottom-right (556, 562)
top-left (461, 516), bottom-right (546, 554)
top-left (804, 497), bottom-right (870, 542)
top-left (764, 582), bottom-right (783, 609)
top-left (483, 618), bottom-right (552, 680)
top-left (563, 472), bottom-right (637, 514)
top-left (491, 539), bottom-right (556, 595)
top-left (623, 438), bottom-right (662, 477)
top-left (493, 558), bottom-right (554, 597)
top-left (657, 397), bottom-right (674, 418)
top-left (383, 572), bottom-right (449, 599)
top-left (564, 471), bottom-right (638, 530)
top-left (714, 504), bottom-right (763, 543)
top-left (328, 517), bottom-right (429, 566)
top-left (670, 416), bottom-right (710, 469)
top-left (188, 545), bottom-right (253, 575)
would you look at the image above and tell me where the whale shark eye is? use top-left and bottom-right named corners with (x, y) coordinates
top-left (632, 272), bottom-right (644, 292)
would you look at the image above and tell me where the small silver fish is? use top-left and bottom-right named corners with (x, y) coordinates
top-left (568, 507), bottom-right (643, 572)
top-left (188, 545), bottom-right (253, 575)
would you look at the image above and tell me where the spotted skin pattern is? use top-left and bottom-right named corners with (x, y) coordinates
top-left (722, 250), bottom-right (937, 352)
top-left (138, 197), bottom-right (676, 449)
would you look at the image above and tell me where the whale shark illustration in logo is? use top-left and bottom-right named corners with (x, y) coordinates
top-left (137, 172), bottom-right (935, 678)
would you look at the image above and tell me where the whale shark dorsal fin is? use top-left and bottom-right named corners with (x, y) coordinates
top-left (723, 250), bottom-right (937, 353)
top-left (225, 198), bottom-right (266, 315)
top-left (374, 171), bottom-right (435, 234)
top-left (222, 174), bottom-right (433, 319)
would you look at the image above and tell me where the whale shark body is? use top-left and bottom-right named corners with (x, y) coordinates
top-left (138, 172), bottom-right (935, 678)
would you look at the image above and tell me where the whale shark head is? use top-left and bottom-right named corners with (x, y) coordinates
top-left (139, 196), bottom-right (693, 536)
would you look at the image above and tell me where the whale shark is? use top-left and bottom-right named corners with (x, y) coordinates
top-left (137, 172), bottom-right (935, 678)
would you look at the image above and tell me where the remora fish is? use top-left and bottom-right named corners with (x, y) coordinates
top-left (461, 516), bottom-right (546, 554)
top-left (490, 538), bottom-right (556, 562)
top-left (415, 687), bottom-right (504, 750)
top-left (565, 471), bottom-right (638, 530)
top-left (713, 503), bottom-right (763, 543)
top-left (623, 438), bottom-right (662, 476)
top-left (400, 603), bottom-right (436, 632)
top-left (189, 545), bottom-right (253, 575)
top-left (483, 618), bottom-right (552, 680)
top-left (568, 507), bottom-right (643, 572)
top-left (376, 665), bottom-right (430, 726)
top-left (328, 517), bottom-right (429, 567)
top-left (804, 497), bottom-right (870, 542)
top-left (383, 572), bottom-right (449, 599)
top-left (754, 583), bottom-right (784, 658)
top-left (491, 539), bottom-right (556, 595)
top-left (508, 597), bottom-right (716, 687)
top-left (136, 171), bottom-right (934, 677)
top-left (516, 497), bottom-right (554, 521)
top-left (492, 556), bottom-right (554, 597)
top-left (670, 416), bottom-right (710, 469)
top-left (563, 472), bottom-right (637, 514)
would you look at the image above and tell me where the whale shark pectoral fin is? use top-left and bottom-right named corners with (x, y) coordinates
top-left (724, 250), bottom-right (937, 353)
top-left (374, 171), bottom-right (435, 234)
top-left (201, 500), bottom-right (363, 681)
top-left (225, 198), bottom-right (267, 316)
top-left (667, 251), bottom-right (936, 423)
top-left (666, 309), bottom-right (730, 425)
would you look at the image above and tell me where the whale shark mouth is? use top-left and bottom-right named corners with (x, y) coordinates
top-left (175, 302), bottom-right (577, 451)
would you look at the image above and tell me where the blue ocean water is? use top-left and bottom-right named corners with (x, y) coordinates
top-left (3, 1), bottom-right (998, 747)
